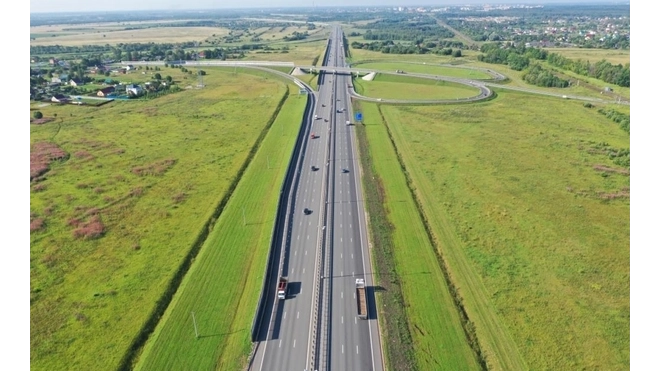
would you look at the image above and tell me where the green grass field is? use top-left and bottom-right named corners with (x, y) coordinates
top-left (549, 48), bottom-right (630, 66)
top-left (358, 102), bottom-right (481, 370)
top-left (373, 91), bottom-right (629, 370)
top-left (30, 68), bottom-right (299, 370)
top-left (346, 43), bottom-right (482, 65)
top-left (134, 85), bottom-right (306, 371)
top-left (354, 62), bottom-right (492, 80)
top-left (243, 39), bottom-right (326, 66)
top-left (354, 73), bottom-right (481, 101)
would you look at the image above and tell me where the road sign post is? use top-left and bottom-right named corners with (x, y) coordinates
top-left (355, 112), bottom-right (363, 122)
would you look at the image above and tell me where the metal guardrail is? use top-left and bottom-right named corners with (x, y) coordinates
top-left (310, 34), bottom-right (334, 371)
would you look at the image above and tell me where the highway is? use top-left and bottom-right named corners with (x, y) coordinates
top-left (250, 26), bottom-right (384, 371)
top-left (318, 26), bottom-right (383, 371)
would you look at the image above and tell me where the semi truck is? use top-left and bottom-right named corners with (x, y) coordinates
top-left (278, 276), bottom-right (288, 300)
top-left (355, 278), bottom-right (368, 319)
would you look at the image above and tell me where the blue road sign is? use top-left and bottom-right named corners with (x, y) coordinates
top-left (355, 112), bottom-right (363, 121)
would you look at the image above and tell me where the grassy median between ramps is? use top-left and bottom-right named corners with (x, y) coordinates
top-left (133, 83), bottom-right (306, 371)
top-left (354, 73), bottom-right (481, 101)
top-left (30, 68), bottom-right (296, 371)
top-left (354, 62), bottom-right (492, 80)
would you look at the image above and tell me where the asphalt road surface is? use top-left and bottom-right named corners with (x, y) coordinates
top-left (250, 26), bottom-right (384, 371)
top-left (323, 26), bottom-right (383, 371)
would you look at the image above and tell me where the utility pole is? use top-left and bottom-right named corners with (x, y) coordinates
top-left (191, 312), bottom-right (199, 339)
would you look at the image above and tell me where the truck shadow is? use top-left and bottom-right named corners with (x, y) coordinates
top-left (269, 301), bottom-right (285, 340)
top-left (366, 285), bottom-right (378, 320)
top-left (288, 281), bottom-right (302, 298)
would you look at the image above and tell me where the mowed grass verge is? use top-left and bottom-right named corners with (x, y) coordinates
top-left (30, 68), bottom-right (294, 370)
top-left (134, 87), bottom-right (306, 371)
top-left (354, 74), bottom-right (481, 101)
top-left (356, 101), bottom-right (481, 370)
top-left (379, 90), bottom-right (629, 370)
top-left (355, 62), bottom-right (492, 80)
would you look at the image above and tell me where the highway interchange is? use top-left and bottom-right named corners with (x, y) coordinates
top-left (109, 27), bottom-right (629, 371)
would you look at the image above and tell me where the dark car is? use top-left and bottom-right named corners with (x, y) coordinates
top-left (304, 208), bottom-right (312, 215)
top-left (311, 165), bottom-right (318, 171)
top-left (342, 168), bottom-right (349, 173)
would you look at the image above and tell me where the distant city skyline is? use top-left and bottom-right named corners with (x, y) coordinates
top-left (30, 0), bottom-right (625, 14)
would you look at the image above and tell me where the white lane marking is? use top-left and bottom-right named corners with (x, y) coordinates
top-left (305, 250), bottom-right (308, 256)
top-left (297, 311), bottom-right (300, 319)
top-left (352, 271), bottom-right (355, 276)
top-left (341, 253), bottom-right (343, 259)
top-left (342, 316), bottom-right (344, 324)
top-left (350, 224), bottom-right (352, 229)
top-left (341, 291), bottom-right (343, 299)
top-left (351, 253), bottom-right (354, 259)
top-left (284, 311), bottom-right (287, 319)
top-left (342, 344), bottom-right (344, 354)
top-left (351, 238), bottom-right (353, 242)
top-left (292, 268), bottom-right (295, 274)
top-left (295, 250), bottom-right (297, 256)
top-left (279, 340), bottom-right (282, 348)
top-left (294, 339), bottom-right (296, 348)
top-left (341, 237), bottom-right (343, 243)
top-left (355, 317), bottom-right (357, 324)
top-left (357, 346), bottom-right (359, 354)
top-left (307, 235), bottom-right (310, 240)
top-left (297, 235), bottom-right (300, 240)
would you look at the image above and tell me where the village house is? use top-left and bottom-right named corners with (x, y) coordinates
top-left (125, 84), bottom-right (143, 96)
top-left (97, 86), bottom-right (115, 97)
top-left (51, 94), bottom-right (69, 103)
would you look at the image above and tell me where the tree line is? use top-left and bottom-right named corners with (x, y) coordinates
top-left (477, 42), bottom-right (629, 88)
top-left (351, 40), bottom-right (462, 56)
top-left (546, 54), bottom-right (629, 87)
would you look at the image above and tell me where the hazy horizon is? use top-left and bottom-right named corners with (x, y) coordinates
top-left (30, 0), bottom-right (627, 14)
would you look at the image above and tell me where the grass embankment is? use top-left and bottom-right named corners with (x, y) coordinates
top-left (377, 90), bottom-right (629, 370)
top-left (355, 101), bottom-right (482, 371)
top-left (135, 85), bottom-right (306, 371)
top-left (354, 62), bottom-right (491, 80)
top-left (354, 73), bottom-right (481, 101)
top-left (30, 68), bottom-right (295, 370)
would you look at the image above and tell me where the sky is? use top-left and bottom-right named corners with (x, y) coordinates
top-left (29, 0), bottom-right (622, 13)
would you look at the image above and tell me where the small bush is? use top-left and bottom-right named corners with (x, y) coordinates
top-left (30, 218), bottom-right (45, 232)
top-left (33, 111), bottom-right (43, 119)
top-left (72, 215), bottom-right (105, 240)
top-left (172, 192), bottom-right (186, 204)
